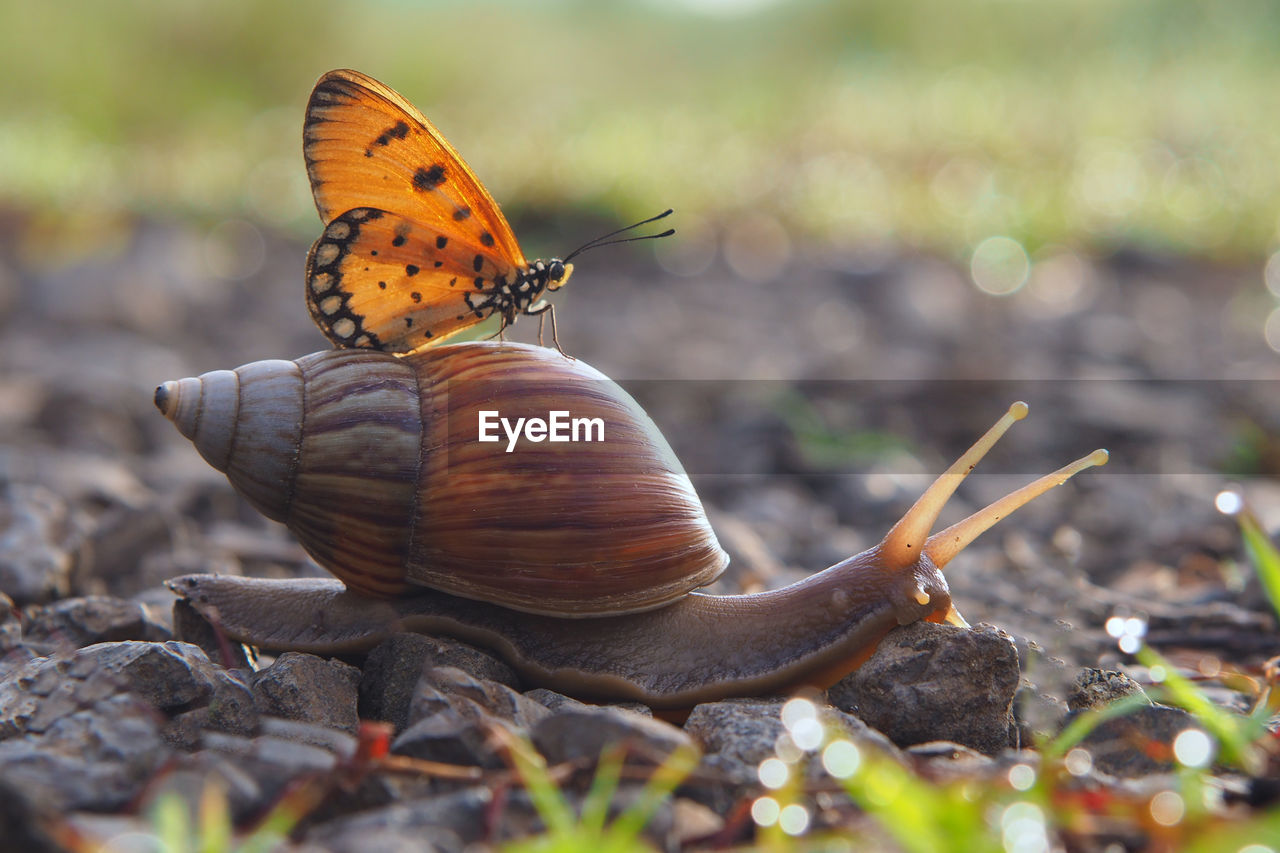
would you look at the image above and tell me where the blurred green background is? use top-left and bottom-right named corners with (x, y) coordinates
top-left (3, 0), bottom-right (1280, 261)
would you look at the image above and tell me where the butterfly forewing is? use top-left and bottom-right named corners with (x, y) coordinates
top-left (306, 207), bottom-right (517, 351)
top-left (304, 69), bottom-right (526, 272)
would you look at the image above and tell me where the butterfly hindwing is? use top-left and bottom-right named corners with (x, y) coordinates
top-left (306, 207), bottom-right (515, 351)
top-left (304, 68), bottom-right (526, 269)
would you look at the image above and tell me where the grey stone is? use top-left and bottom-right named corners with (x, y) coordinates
top-left (0, 591), bottom-right (20, 651)
top-left (0, 776), bottom-right (64, 853)
top-left (1, 641), bottom-right (242, 741)
top-left (0, 692), bottom-right (169, 810)
top-left (829, 621), bottom-right (1020, 755)
top-left (531, 705), bottom-right (694, 765)
top-left (21, 595), bottom-right (171, 653)
top-left (135, 750), bottom-right (265, 823)
top-left (391, 705), bottom-right (516, 769)
top-left (251, 651), bottom-right (361, 734)
top-left (1067, 704), bottom-right (1208, 778)
top-left (0, 483), bottom-right (83, 605)
top-left (1068, 668), bottom-right (1151, 712)
top-left (685, 696), bottom-right (900, 773)
top-left (415, 666), bottom-right (550, 728)
top-left (358, 633), bottom-right (518, 731)
top-left (522, 687), bottom-right (654, 717)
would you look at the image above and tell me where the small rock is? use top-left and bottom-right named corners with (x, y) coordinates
top-left (308, 783), bottom-right (682, 850)
top-left (163, 674), bottom-right (256, 748)
top-left (829, 621), bottom-right (1019, 755)
top-left (304, 788), bottom-right (490, 852)
top-left (522, 687), bottom-right (651, 716)
top-left (684, 697), bottom-right (900, 783)
top-left (906, 741), bottom-right (999, 782)
top-left (415, 666), bottom-right (549, 728)
top-left (672, 797), bottom-right (725, 846)
top-left (0, 641), bottom-right (243, 740)
top-left (392, 705), bottom-right (515, 769)
top-left (1068, 668), bottom-right (1150, 712)
top-left (21, 595), bottom-right (171, 653)
top-left (0, 483), bottom-right (84, 604)
top-left (1067, 704), bottom-right (1207, 778)
top-left (0, 693), bottom-right (169, 810)
top-left (522, 687), bottom-right (590, 712)
top-left (135, 750), bottom-right (265, 824)
top-left (532, 705), bottom-right (695, 766)
top-left (251, 652), bottom-right (361, 734)
top-left (0, 591), bottom-right (21, 651)
top-left (200, 728), bottom-right (342, 803)
top-left (0, 776), bottom-right (64, 853)
top-left (358, 633), bottom-right (518, 731)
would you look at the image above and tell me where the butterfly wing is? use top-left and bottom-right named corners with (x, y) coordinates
top-left (303, 69), bottom-right (529, 351)
top-left (307, 207), bottom-right (519, 351)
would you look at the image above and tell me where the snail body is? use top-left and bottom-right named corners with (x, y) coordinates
top-left (159, 342), bottom-right (1106, 709)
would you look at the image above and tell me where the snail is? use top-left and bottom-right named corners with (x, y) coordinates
top-left (159, 341), bottom-right (1106, 710)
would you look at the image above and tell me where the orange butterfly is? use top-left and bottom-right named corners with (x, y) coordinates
top-left (303, 68), bottom-right (671, 354)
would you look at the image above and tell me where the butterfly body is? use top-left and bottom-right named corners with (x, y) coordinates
top-left (302, 69), bottom-right (573, 353)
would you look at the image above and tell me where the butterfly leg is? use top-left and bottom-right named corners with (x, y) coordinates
top-left (528, 301), bottom-right (571, 360)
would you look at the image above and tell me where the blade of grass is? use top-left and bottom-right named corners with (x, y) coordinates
top-left (604, 743), bottom-right (699, 844)
top-left (1237, 507), bottom-right (1280, 621)
top-left (197, 781), bottom-right (231, 853)
top-left (578, 743), bottom-right (626, 836)
top-left (1042, 693), bottom-right (1154, 761)
top-left (1135, 645), bottom-right (1262, 774)
top-left (494, 725), bottom-right (576, 839)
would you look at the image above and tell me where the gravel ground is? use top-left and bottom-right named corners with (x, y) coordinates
top-left (1, 213), bottom-right (1278, 849)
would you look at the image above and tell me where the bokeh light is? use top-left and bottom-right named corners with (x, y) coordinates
top-left (1149, 790), bottom-right (1185, 827)
top-left (758, 757), bottom-right (789, 789)
top-left (1173, 729), bottom-right (1214, 768)
top-left (970, 236), bottom-right (1030, 296)
top-left (778, 803), bottom-right (811, 836)
top-left (1063, 748), bottom-right (1093, 777)
top-left (751, 795), bottom-right (781, 827)
top-left (821, 739), bottom-right (862, 778)
top-left (1104, 614), bottom-right (1148, 654)
top-left (1215, 490), bottom-right (1244, 515)
top-left (1007, 763), bottom-right (1036, 792)
top-left (1000, 802), bottom-right (1049, 853)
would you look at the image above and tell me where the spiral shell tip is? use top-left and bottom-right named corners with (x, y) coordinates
top-left (154, 382), bottom-right (174, 417)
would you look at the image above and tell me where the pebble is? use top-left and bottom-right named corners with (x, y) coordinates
top-left (0, 483), bottom-right (83, 604)
top-left (251, 651), bottom-right (361, 734)
top-left (21, 594), bottom-right (171, 654)
top-left (829, 621), bottom-right (1020, 755)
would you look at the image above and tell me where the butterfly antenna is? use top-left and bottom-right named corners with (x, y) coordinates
top-left (563, 209), bottom-right (675, 263)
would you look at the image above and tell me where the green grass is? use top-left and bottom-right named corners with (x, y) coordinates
top-left (3, 0), bottom-right (1280, 258)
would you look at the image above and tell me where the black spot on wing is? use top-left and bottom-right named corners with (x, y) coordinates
top-left (366, 121), bottom-right (410, 157)
top-left (453, 207), bottom-right (471, 221)
top-left (414, 164), bottom-right (446, 191)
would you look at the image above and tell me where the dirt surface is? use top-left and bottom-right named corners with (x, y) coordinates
top-left (1, 212), bottom-right (1278, 844)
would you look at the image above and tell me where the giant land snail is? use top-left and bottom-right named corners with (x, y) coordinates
top-left (158, 342), bottom-right (1107, 711)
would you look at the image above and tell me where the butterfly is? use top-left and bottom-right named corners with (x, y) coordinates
top-left (302, 68), bottom-right (672, 354)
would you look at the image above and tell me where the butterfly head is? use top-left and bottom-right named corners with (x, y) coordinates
top-left (546, 260), bottom-right (573, 293)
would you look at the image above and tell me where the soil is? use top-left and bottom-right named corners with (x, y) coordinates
top-left (1, 212), bottom-right (1278, 847)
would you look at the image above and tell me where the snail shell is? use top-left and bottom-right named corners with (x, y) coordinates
top-left (155, 342), bottom-right (728, 615)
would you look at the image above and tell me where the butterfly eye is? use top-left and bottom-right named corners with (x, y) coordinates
top-left (547, 260), bottom-right (567, 288)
